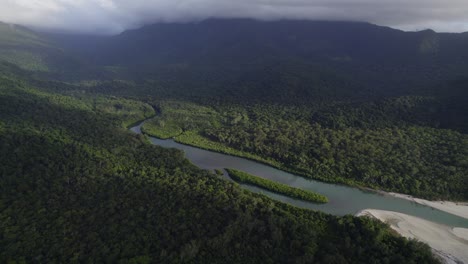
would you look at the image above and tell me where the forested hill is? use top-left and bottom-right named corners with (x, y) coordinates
top-left (0, 22), bottom-right (87, 75)
top-left (51, 19), bottom-right (468, 100)
top-left (59, 19), bottom-right (468, 66)
top-left (4, 20), bottom-right (466, 201)
top-left (0, 17), bottom-right (464, 263)
top-left (0, 62), bottom-right (439, 263)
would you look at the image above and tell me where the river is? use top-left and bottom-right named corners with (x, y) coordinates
top-left (130, 122), bottom-right (468, 228)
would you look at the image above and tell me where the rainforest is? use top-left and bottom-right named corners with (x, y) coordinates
top-left (1, 18), bottom-right (468, 263)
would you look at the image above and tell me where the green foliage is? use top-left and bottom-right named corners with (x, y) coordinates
top-left (209, 108), bottom-right (468, 200)
top-left (141, 103), bottom-right (283, 167)
top-left (0, 64), bottom-right (439, 263)
top-left (0, 22), bottom-right (50, 47)
top-left (143, 100), bottom-right (468, 200)
top-left (226, 169), bottom-right (328, 203)
top-left (0, 50), bottom-right (49, 71)
top-left (142, 100), bottom-right (221, 139)
top-left (2, 20), bottom-right (465, 262)
top-left (0, 23), bottom-right (52, 71)
top-left (0, 23), bottom-right (85, 74)
top-left (92, 97), bottom-right (155, 128)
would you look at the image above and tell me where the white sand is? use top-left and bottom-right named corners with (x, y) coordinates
top-left (453, 228), bottom-right (468, 240)
top-left (358, 209), bottom-right (468, 264)
top-left (386, 192), bottom-right (468, 220)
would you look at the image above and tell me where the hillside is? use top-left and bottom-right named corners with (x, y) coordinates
top-left (52, 19), bottom-right (468, 100)
top-left (0, 62), bottom-right (439, 263)
top-left (1, 17), bottom-right (466, 263)
top-left (44, 20), bottom-right (468, 201)
top-left (0, 22), bottom-right (84, 73)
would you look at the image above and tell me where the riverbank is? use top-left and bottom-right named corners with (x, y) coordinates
top-left (384, 192), bottom-right (468, 220)
top-left (141, 120), bottom-right (468, 204)
top-left (131, 120), bottom-right (468, 223)
top-left (226, 168), bottom-right (328, 203)
top-left (357, 209), bottom-right (468, 264)
top-left (142, 124), bottom-right (370, 188)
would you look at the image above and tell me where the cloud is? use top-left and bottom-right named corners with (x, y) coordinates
top-left (1, 0), bottom-right (468, 34)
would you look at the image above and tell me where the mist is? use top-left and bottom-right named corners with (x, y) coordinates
top-left (2, 0), bottom-right (468, 34)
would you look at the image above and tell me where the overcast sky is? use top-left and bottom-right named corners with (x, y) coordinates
top-left (2, 0), bottom-right (468, 34)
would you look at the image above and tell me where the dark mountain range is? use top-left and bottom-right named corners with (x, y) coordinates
top-left (48, 19), bottom-right (468, 100)
top-left (3, 19), bottom-right (467, 127)
top-left (55, 19), bottom-right (468, 65)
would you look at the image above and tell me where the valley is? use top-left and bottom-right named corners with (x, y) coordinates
top-left (1, 18), bottom-right (467, 263)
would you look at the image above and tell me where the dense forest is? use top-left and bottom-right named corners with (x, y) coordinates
top-left (142, 99), bottom-right (468, 200)
top-left (46, 20), bottom-right (468, 201)
top-left (1, 18), bottom-right (467, 262)
top-left (0, 63), bottom-right (439, 263)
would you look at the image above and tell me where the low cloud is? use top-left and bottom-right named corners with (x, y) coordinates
top-left (1, 0), bottom-right (468, 34)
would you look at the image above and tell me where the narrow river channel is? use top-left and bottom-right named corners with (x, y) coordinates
top-left (130, 122), bottom-right (468, 228)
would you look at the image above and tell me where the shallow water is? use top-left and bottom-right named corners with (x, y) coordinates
top-left (131, 123), bottom-right (468, 228)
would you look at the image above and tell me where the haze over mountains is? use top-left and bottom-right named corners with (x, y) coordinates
top-left (1, 19), bottom-right (467, 130)
top-left (4, 19), bottom-right (464, 92)
top-left (1, 18), bottom-right (466, 103)
top-left (3, 0), bottom-right (468, 33)
top-left (47, 20), bottom-right (468, 115)
top-left (1, 15), bottom-right (467, 263)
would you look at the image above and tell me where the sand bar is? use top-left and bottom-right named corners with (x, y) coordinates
top-left (382, 192), bottom-right (468, 220)
top-left (358, 209), bottom-right (468, 264)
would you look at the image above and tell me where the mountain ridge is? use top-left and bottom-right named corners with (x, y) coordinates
top-left (55, 19), bottom-right (468, 99)
top-left (3, 19), bottom-right (468, 101)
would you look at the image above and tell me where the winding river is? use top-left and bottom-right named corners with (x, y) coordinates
top-left (130, 122), bottom-right (468, 228)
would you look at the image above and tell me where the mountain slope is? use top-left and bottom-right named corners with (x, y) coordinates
top-left (44, 20), bottom-right (468, 200)
top-left (52, 19), bottom-right (468, 101)
top-left (0, 22), bottom-right (84, 73)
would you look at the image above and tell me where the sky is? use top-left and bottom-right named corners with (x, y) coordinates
top-left (1, 0), bottom-right (468, 34)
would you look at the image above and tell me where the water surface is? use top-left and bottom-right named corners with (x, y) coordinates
top-left (131, 123), bottom-right (468, 228)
